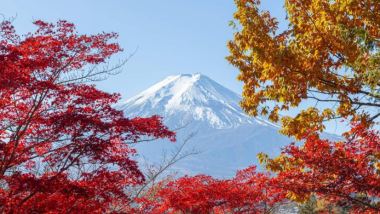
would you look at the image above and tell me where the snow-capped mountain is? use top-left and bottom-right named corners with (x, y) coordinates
top-left (121, 74), bottom-right (292, 178)
top-left (121, 73), bottom-right (277, 129)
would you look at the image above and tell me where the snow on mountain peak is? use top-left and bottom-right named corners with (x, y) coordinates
top-left (121, 73), bottom-right (276, 129)
top-left (120, 74), bottom-right (335, 179)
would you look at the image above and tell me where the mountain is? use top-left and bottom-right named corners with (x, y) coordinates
top-left (120, 74), bottom-right (293, 178)
top-left (121, 73), bottom-right (279, 129)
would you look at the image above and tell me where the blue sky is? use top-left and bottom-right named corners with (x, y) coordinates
top-left (2, 1), bottom-right (350, 134)
top-left (1, 0), bottom-right (286, 98)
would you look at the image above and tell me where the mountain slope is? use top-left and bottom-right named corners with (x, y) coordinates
top-left (121, 73), bottom-right (277, 129)
top-left (121, 74), bottom-right (292, 177)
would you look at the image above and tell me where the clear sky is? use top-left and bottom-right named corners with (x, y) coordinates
top-left (1, 0), bottom-right (287, 98)
top-left (3, 1), bottom-right (350, 134)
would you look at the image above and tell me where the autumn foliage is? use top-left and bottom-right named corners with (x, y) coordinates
top-left (227, 0), bottom-right (380, 139)
top-left (224, 0), bottom-right (380, 212)
top-left (131, 124), bottom-right (379, 213)
top-left (1, 0), bottom-right (380, 213)
top-left (137, 166), bottom-right (285, 213)
top-left (259, 124), bottom-right (380, 212)
top-left (0, 20), bottom-right (175, 212)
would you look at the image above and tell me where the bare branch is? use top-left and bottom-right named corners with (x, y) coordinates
top-left (132, 132), bottom-right (199, 200)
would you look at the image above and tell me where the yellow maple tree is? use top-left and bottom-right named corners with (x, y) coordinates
top-left (227, 0), bottom-right (379, 139)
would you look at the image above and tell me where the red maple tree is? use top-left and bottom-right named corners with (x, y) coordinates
top-left (137, 166), bottom-right (285, 213)
top-left (265, 124), bottom-right (380, 213)
top-left (0, 20), bottom-right (175, 213)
